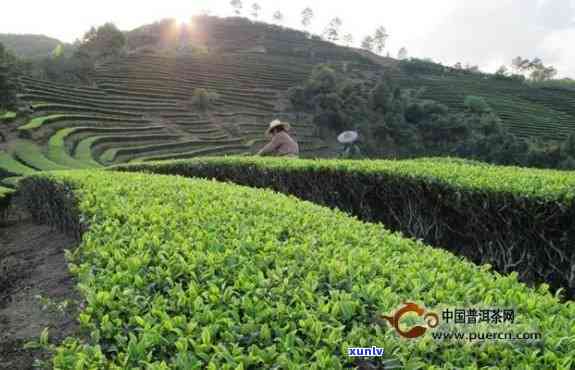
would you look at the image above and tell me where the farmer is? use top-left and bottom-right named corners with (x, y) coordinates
top-left (337, 130), bottom-right (361, 159)
top-left (256, 119), bottom-right (299, 157)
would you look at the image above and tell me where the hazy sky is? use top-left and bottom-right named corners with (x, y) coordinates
top-left (2, 0), bottom-right (574, 77)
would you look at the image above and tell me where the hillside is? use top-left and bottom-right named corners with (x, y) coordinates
top-left (391, 64), bottom-right (575, 141)
top-left (2, 16), bottom-right (575, 369)
top-left (0, 51), bottom-right (332, 181)
top-left (0, 34), bottom-right (72, 59)
top-left (2, 16), bottom-right (575, 181)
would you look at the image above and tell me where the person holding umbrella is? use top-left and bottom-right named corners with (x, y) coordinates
top-left (256, 119), bottom-right (299, 158)
top-left (338, 130), bottom-right (361, 158)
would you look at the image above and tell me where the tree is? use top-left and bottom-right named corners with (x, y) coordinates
top-left (301, 7), bottom-right (314, 29)
top-left (361, 36), bottom-right (374, 51)
top-left (495, 65), bottom-right (509, 76)
top-left (397, 47), bottom-right (408, 60)
top-left (373, 26), bottom-right (389, 55)
top-left (76, 23), bottom-right (125, 60)
top-left (251, 3), bottom-right (261, 19)
top-left (453, 62), bottom-right (463, 70)
top-left (464, 95), bottom-right (491, 114)
top-left (512, 56), bottom-right (531, 73)
top-left (51, 44), bottom-right (64, 59)
top-left (273, 10), bottom-right (284, 23)
top-left (530, 65), bottom-right (557, 82)
top-left (0, 43), bottom-right (18, 110)
top-left (230, 0), bottom-right (243, 16)
top-left (512, 56), bottom-right (557, 81)
top-left (343, 33), bottom-right (354, 47)
top-left (323, 17), bottom-right (342, 42)
top-left (191, 88), bottom-right (220, 111)
top-left (465, 64), bottom-right (480, 73)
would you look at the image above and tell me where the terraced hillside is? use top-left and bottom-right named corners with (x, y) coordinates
top-left (2, 16), bottom-right (575, 182)
top-left (0, 51), bottom-right (331, 182)
top-left (387, 65), bottom-right (575, 141)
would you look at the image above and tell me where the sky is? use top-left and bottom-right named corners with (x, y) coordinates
top-left (2, 0), bottom-right (574, 77)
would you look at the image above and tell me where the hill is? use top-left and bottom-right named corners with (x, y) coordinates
top-left (0, 34), bottom-right (73, 59)
top-left (390, 60), bottom-right (575, 141)
top-left (2, 16), bottom-right (575, 369)
top-left (2, 16), bottom-right (575, 181)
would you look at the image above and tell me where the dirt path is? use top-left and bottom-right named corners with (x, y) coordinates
top-left (0, 216), bottom-right (79, 370)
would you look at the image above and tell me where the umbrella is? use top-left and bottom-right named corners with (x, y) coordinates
top-left (337, 130), bottom-right (359, 144)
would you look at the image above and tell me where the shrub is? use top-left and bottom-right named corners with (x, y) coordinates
top-left (0, 185), bottom-right (14, 219)
top-left (530, 78), bottom-right (575, 91)
top-left (19, 171), bottom-right (575, 368)
top-left (0, 111), bottom-right (16, 122)
top-left (190, 88), bottom-right (220, 111)
top-left (464, 95), bottom-right (491, 114)
top-left (399, 58), bottom-right (447, 75)
top-left (114, 156), bottom-right (575, 298)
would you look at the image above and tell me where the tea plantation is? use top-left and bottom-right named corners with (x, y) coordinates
top-left (17, 170), bottom-right (575, 368)
top-left (0, 53), bottom-right (328, 182)
top-left (2, 15), bottom-right (575, 370)
top-left (3, 18), bottom-right (575, 180)
top-left (389, 68), bottom-right (575, 141)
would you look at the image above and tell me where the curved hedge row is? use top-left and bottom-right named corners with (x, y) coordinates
top-left (18, 114), bottom-right (148, 133)
top-left (47, 128), bottom-right (102, 169)
top-left (113, 156), bottom-right (575, 298)
top-left (19, 171), bottom-right (575, 368)
top-left (13, 140), bottom-right (70, 171)
top-left (0, 111), bottom-right (17, 123)
top-left (133, 144), bottom-right (249, 162)
top-left (30, 103), bottom-right (143, 117)
top-left (0, 150), bottom-right (38, 177)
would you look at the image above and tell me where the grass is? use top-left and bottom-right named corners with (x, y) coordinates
top-left (19, 170), bottom-right (575, 368)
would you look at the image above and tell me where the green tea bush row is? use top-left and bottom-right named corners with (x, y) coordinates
top-left (114, 156), bottom-right (575, 298)
top-left (133, 144), bottom-right (249, 162)
top-left (13, 140), bottom-right (70, 171)
top-left (18, 171), bottom-right (575, 368)
top-left (0, 185), bottom-right (14, 219)
top-left (30, 103), bottom-right (143, 117)
top-left (21, 92), bottom-right (180, 112)
top-left (18, 114), bottom-right (148, 134)
top-left (0, 150), bottom-right (38, 177)
top-left (0, 111), bottom-right (17, 123)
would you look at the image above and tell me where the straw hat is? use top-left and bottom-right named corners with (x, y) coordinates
top-left (337, 130), bottom-right (359, 144)
top-left (265, 119), bottom-right (291, 136)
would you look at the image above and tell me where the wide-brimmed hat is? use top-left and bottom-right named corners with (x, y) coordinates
top-left (337, 130), bottom-right (359, 144)
top-left (265, 119), bottom-right (291, 136)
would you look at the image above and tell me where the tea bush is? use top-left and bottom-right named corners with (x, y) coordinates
top-left (113, 156), bottom-right (575, 298)
top-left (19, 170), bottom-right (575, 368)
top-left (0, 185), bottom-right (14, 218)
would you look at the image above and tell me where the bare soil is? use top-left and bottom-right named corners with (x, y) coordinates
top-left (0, 214), bottom-right (79, 370)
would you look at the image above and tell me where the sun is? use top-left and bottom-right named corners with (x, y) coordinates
top-left (176, 15), bottom-right (192, 25)
top-left (176, 15), bottom-right (191, 24)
